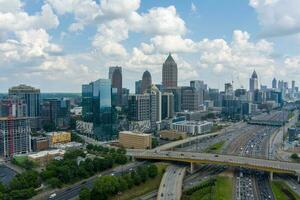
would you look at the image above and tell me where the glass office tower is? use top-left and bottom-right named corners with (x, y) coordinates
top-left (82, 79), bottom-right (117, 140)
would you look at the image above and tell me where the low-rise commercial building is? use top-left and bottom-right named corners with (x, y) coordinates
top-left (159, 130), bottom-right (187, 140)
top-left (31, 137), bottom-right (49, 152)
top-left (171, 121), bottom-right (213, 135)
top-left (28, 149), bottom-right (65, 166)
top-left (119, 131), bottom-right (152, 149)
top-left (46, 131), bottom-right (71, 145)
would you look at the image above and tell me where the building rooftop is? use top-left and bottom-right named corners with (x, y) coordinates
top-left (9, 84), bottom-right (40, 92)
top-left (28, 149), bottom-right (65, 159)
top-left (119, 131), bottom-right (151, 136)
top-left (172, 120), bottom-right (213, 125)
top-left (45, 131), bottom-right (70, 136)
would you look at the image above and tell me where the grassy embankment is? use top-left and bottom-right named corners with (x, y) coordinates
top-left (204, 141), bottom-right (225, 154)
top-left (271, 180), bottom-right (300, 200)
top-left (110, 163), bottom-right (168, 200)
top-left (182, 175), bottom-right (233, 200)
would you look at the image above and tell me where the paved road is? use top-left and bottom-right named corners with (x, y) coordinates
top-left (128, 150), bottom-right (300, 175)
top-left (44, 162), bottom-right (144, 200)
top-left (136, 165), bottom-right (226, 200)
top-left (157, 166), bottom-right (186, 200)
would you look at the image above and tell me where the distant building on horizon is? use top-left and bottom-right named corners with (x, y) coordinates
top-left (109, 66), bottom-right (122, 106)
top-left (162, 53), bottom-right (178, 88)
top-left (272, 78), bottom-right (277, 89)
top-left (141, 70), bottom-right (152, 93)
top-left (249, 70), bottom-right (258, 92)
top-left (135, 80), bottom-right (142, 94)
top-left (8, 84), bottom-right (41, 129)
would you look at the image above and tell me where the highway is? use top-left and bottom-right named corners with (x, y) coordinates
top-left (157, 166), bottom-right (186, 200)
top-left (135, 165), bottom-right (226, 200)
top-left (128, 149), bottom-right (300, 175)
top-left (45, 161), bottom-right (144, 200)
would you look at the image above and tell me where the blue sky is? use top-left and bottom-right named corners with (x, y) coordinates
top-left (1, 0), bottom-right (300, 92)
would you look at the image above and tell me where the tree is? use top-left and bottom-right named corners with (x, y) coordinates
top-left (148, 164), bottom-right (158, 178)
top-left (9, 187), bottom-right (36, 200)
top-left (115, 154), bottom-right (127, 165)
top-left (63, 149), bottom-right (85, 160)
top-left (131, 171), bottom-right (141, 185)
top-left (152, 138), bottom-right (159, 148)
top-left (117, 177), bottom-right (128, 192)
top-left (137, 166), bottom-right (148, 182)
top-left (122, 174), bottom-right (134, 189)
top-left (47, 177), bottom-right (62, 188)
top-left (291, 153), bottom-right (299, 160)
top-left (91, 176), bottom-right (120, 200)
top-left (79, 187), bottom-right (91, 200)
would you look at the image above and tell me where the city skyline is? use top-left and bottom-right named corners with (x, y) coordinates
top-left (1, 0), bottom-right (300, 93)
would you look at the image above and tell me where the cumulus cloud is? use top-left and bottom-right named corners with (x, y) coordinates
top-left (197, 30), bottom-right (275, 78)
top-left (250, 0), bottom-right (300, 37)
top-left (0, 3), bottom-right (59, 32)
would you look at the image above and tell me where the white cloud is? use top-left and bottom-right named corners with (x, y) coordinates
top-left (0, 3), bottom-right (59, 32)
top-left (196, 30), bottom-right (276, 82)
top-left (131, 6), bottom-right (186, 36)
top-left (0, 0), bottom-right (22, 13)
top-left (191, 2), bottom-right (197, 13)
top-left (249, 0), bottom-right (300, 37)
top-left (150, 35), bottom-right (198, 53)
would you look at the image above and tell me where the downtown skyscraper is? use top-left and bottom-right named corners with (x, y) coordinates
top-left (162, 53), bottom-right (178, 88)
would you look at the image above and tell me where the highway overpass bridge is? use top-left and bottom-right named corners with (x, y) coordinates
top-left (127, 149), bottom-right (300, 181)
top-left (247, 120), bottom-right (285, 126)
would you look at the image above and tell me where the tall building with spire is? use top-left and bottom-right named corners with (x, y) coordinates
top-left (141, 70), bottom-right (152, 93)
top-left (109, 66), bottom-right (122, 106)
top-left (162, 53), bottom-right (178, 88)
top-left (249, 70), bottom-right (258, 92)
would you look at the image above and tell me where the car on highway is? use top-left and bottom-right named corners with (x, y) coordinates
top-left (49, 193), bottom-right (57, 199)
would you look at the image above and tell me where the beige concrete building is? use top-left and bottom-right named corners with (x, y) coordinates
top-left (119, 131), bottom-right (152, 149)
top-left (159, 130), bottom-right (187, 141)
top-left (28, 149), bottom-right (65, 166)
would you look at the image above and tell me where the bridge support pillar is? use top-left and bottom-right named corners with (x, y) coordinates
top-left (270, 172), bottom-right (273, 181)
top-left (297, 175), bottom-right (300, 183)
top-left (190, 162), bottom-right (195, 174)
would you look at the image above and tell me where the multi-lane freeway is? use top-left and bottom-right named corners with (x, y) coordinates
top-left (128, 149), bottom-right (300, 175)
top-left (157, 166), bottom-right (186, 200)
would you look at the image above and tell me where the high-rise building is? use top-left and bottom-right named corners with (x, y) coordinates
top-left (0, 96), bottom-right (27, 118)
top-left (8, 84), bottom-right (40, 117)
top-left (135, 80), bottom-right (142, 94)
top-left (148, 85), bottom-right (162, 129)
top-left (141, 70), bottom-right (152, 93)
top-left (164, 87), bottom-right (182, 112)
top-left (225, 83), bottom-right (234, 95)
top-left (161, 92), bottom-right (174, 120)
top-left (0, 117), bottom-right (31, 158)
top-left (128, 94), bottom-right (150, 121)
top-left (8, 84), bottom-right (41, 129)
top-left (81, 79), bottom-right (117, 140)
top-left (181, 86), bottom-right (200, 111)
top-left (41, 98), bottom-right (71, 130)
top-left (208, 88), bottom-right (221, 107)
top-left (272, 78), bottom-right (277, 89)
top-left (249, 70), bottom-right (258, 92)
top-left (109, 66), bottom-right (122, 106)
top-left (190, 80), bottom-right (205, 105)
top-left (162, 53), bottom-right (178, 88)
top-left (292, 80), bottom-right (295, 94)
